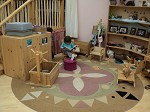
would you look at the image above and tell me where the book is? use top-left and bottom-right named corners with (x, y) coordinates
top-left (63, 46), bottom-right (76, 51)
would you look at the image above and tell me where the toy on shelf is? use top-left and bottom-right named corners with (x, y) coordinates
top-left (29, 49), bottom-right (59, 87)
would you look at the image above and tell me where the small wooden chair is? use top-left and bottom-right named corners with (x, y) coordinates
top-left (117, 60), bottom-right (145, 87)
top-left (89, 46), bottom-right (105, 61)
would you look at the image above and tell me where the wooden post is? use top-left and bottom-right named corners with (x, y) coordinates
top-left (60, 0), bottom-right (64, 27)
top-left (29, 0), bottom-right (35, 24)
top-left (35, 53), bottom-right (41, 82)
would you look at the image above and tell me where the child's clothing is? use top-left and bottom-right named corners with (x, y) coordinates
top-left (60, 41), bottom-right (75, 58)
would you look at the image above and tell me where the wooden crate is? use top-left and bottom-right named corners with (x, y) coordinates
top-left (29, 61), bottom-right (59, 87)
top-left (1, 33), bottom-right (51, 81)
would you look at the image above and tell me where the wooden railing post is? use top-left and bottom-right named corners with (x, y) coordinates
top-left (9, 0), bottom-right (14, 22)
top-left (60, 0), bottom-right (64, 27)
top-left (29, 0), bottom-right (35, 24)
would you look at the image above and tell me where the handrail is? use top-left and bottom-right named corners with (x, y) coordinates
top-left (0, 0), bottom-right (11, 9)
top-left (0, 0), bottom-right (33, 27)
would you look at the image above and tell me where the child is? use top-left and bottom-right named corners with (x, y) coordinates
top-left (47, 27), bottom-right (54, 59)
top-left (60, 36), bottom-right (77, 60)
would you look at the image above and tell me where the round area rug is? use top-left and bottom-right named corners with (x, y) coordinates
top-left (11, 59), bottom-right (144, 112)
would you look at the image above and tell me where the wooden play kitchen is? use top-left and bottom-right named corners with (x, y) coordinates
top-left (29, 49), bottom-right (59, 87)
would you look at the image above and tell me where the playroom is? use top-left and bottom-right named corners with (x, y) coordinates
top-left (0, 0), bottom-right (150, 112)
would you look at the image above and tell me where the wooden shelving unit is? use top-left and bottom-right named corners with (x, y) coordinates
top-left (106, 5), bottom-right (150, 59)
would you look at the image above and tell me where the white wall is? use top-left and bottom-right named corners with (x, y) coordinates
top-left (78, 0), bottom-right (109, 42)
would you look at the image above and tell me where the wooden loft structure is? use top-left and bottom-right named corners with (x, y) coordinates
top-left (0, 0), bottom-right (65, 34)
top-left (0, 0), bottom-right (65, 75)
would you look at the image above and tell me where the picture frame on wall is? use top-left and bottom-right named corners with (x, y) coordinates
top-left (130, 28), bottom-right (136, 35)
top-left (109, 26), bottom-right (118, 33)
top-left (136, 28), bottom-right (146, 37)
top-left (119, 27), bottom-right (128, 34)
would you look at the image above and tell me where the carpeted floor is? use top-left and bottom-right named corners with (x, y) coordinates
top-left (11, 55), bottom-right (144, 112)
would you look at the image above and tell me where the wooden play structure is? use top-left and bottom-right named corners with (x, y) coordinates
top-left (89, 46), bottom-right (105, 61)
top-left (1, 33), bottom-right (51, 81)
top-left (29, 49), bottom-right (59, 87)
top-left (0, 0), bottom-right (65, 77)
top-left (117, 60), bottom-right (145, 87)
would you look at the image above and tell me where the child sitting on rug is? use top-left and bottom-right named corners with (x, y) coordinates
top-left (60, 36), bottom-right (77, 60)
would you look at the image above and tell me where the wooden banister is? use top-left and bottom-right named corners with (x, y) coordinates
top-left (0, 0), bottom-right (11, 9)
top-left (0, 0), bottom-right (33, 27)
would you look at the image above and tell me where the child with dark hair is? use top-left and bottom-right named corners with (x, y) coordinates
top-left (47, 27), bottom-right (54, 59)
top-left (60, 36), bottom-right (77, 59)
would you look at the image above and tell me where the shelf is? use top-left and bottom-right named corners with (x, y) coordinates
top-left (106, 45), bottom-right (146, 57)
top-left (109, 5), bottom-right (150, 8)
top-left (107, 32), bottom-right (149, 42)
top-left (109, 19), bottom-right (150, 27)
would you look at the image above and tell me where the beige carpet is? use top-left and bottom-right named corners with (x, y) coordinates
top-left (11, 55), bottom-right (144, 112)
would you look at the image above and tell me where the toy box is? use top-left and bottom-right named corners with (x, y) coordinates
top-left (29, 61), bottom-right (59, 87)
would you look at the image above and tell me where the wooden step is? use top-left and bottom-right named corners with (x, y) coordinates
top-left (0, 64), bottom-right (4, 75)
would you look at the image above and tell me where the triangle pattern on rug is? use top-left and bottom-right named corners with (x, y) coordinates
top-left (30, 91), bottom-right (43, 98)
top-left (74, 101), bottom-right (89, 108)
top-left (54, 96), bottom-right (66, 104)
top-left (67, 99), bottom-right (79, 107)
top-left (116, 91), bottom-right (127, 97)
top-left (21, 93), bottom-right (35, 101)
top-left (126, 93), bottom-right (139, 101)
top-left (96, 96), bottom-right (108, 104)
top-left (82, 99), bottom-right (94, 107)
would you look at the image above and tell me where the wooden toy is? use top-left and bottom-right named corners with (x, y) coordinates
top-left (29, 49), bottom-right (59, 87)
top-left (123, 63), bottom-right (131, 78)
top-left (117, 60), bottom-right (145, 87)
top-left (90, 46), bottom-right (105, 61)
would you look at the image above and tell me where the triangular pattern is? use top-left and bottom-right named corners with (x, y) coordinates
top-left (67, 99), bottom-right (79, 107)
top-left (54, 96), bottom-right (66, 104)
top-left (126, 93), bottom-right (139, 101)
top-left (116, 91), bottom-right (127, 98)
top-left (96, 96), bottom-right (108, 104)
top-left (30, 91), bottom-right (42, 98)
top-left (82, 99), bottom-right (94, 107)
top-left (21, 93), bottom-right (34, 101)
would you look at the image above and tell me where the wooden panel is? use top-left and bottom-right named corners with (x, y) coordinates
top-left (1, 33), bottom-right (51, 81)
top-left (74, 40), bottom-right (91, 56)
top-left (40, 33), bottom-right (51, 61)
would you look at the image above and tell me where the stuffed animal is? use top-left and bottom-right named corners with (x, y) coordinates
top-left (107, 49), bottom-right (114, 58)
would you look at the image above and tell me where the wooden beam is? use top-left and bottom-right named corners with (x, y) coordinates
top-left (28, 0), bottom-right (35, 24)
top-left (60, 0), bottom-right (64, 27)
top-left (0, 0), bottom-right (11, 9)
